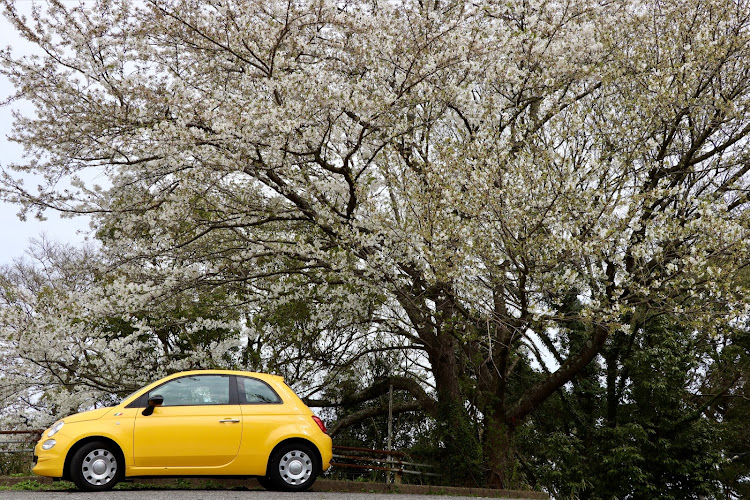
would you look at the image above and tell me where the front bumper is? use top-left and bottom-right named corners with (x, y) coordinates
top-left (32, 436), bottom-right (70, 478)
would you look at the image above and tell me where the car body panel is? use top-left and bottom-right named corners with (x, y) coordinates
top-left (133, 404), bottom-right (243, 467)
top-left (32, 370), bottom-right (332, 481)
top-left (60, 407), bottom-right (110, 424)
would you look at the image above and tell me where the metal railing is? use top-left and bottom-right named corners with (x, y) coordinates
top-left (0, 430), bottom-right (40, 475)
top-left (0, 430), bottom-right (41, 454)
top-left (330, 444), bottom-right (439, 484)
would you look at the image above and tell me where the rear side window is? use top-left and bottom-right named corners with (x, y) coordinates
top-left (237, 376), bottom-right (282, 404)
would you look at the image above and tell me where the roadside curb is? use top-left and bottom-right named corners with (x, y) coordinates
top-left (0, 476), bottom-right (548, 499)
top-left (316, 479), bottom-right (549, 498)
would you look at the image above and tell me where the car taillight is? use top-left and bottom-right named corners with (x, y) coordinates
top-left (312, 415), bottom-right (327, 434)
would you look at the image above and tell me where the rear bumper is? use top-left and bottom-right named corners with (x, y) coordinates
top-left (320, 435), bottom-right (333, 470)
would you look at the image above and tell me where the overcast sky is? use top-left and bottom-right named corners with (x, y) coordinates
top-left (0, 3), bottom-right (91, 265)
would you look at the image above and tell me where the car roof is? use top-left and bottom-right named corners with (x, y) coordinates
top-left (164, 369), bottom-right (285, 383)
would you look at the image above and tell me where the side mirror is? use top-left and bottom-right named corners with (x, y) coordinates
top-left (141, 394), bottom-right (164, 416)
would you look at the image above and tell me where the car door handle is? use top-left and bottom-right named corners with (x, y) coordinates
top-left (219, 418), bottom-right (240, 423)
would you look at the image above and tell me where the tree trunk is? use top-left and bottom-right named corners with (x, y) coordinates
top-left (484, 411), bottom-right (518, 489)
top-left (428, 328), bottom-right (483, 486)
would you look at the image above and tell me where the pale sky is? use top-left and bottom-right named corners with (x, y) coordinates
top-left (0, 3), bottom-right (91, 265)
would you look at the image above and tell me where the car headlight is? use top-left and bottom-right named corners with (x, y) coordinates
top-left (42, 439), bottom-right (56, 450)
top-left (47, 421), bottom-right (64, 437)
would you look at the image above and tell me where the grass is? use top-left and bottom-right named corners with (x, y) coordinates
top-left (0, 479), bottom-right (73, 491)
top-left (0, 478), bottom-right (258, 492)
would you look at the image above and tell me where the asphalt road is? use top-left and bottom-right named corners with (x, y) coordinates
top-left (0, 493), bottom-right (503, 500)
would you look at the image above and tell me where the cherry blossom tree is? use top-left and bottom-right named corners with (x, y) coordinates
top-left (1, 0), bottom-right (749, 486)
top-left (0, 238), bottom-right (248, 425)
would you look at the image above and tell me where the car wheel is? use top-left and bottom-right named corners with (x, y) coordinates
top-left (268, 442), bottom-right (318, 491)
top-left (69, 441), bottom-right (123, 491)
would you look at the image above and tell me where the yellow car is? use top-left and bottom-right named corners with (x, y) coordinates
top-left (33, 370), bottom-right (332, 492)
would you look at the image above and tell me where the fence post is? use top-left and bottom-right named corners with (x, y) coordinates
top-left (386, 383), bottom-right (393, 484)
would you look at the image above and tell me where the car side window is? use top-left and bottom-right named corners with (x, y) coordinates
top-left (149, 375), bottom-right (230, 406)
top-left (237, 376), bottom-right (281, 404)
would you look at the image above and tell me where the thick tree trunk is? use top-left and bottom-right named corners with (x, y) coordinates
top-left (428, 328), bottom-right (483, 486)
top-left (431, 329), bottom-right (461, 401)
top-left (484, 411), bottom-right (518, 489)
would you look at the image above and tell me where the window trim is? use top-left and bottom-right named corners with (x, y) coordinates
top-left (126, 374), bottom-right (237, 408)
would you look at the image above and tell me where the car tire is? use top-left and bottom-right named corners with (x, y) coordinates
top-left (69, 441), bottom-right (123, 491)
top-left (268, 442), bottom-right (319, 491)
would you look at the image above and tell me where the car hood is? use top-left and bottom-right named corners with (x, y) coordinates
top-left (63, 407), bottom-right (112, 424)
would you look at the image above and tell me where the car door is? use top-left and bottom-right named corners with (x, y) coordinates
top-left (236, 375), bottom-right (287, 473)
top-left (133, 374), bottom-right (242, 468)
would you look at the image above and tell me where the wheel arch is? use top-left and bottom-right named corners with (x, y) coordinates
top-left (265, 437), bottom-right (322, 476)
top-left (62, 436), bottom-right (125, 481)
